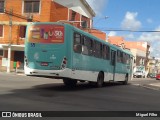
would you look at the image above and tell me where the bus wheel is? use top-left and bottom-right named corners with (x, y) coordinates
top-left (97, 72), bottom-right (104, 88)
top-left (88, 81), bottom-right (96, 87)
top-left (122, 75), bottom-right (128, 85)
top-left (63, 78), bottom-right (77, 87)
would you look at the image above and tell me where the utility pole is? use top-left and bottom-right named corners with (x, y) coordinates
top-left (7, 8), bottom-right (13, 73)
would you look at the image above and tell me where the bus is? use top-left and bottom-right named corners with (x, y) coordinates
top-left (24, 22), bottom-right (133, 87)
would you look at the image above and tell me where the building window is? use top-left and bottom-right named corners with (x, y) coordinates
top-left (0, 0), bottom-right (4, 13)
top-left (19, 26), bottom-right (26, 38)
top-left (0, 25), bottom-right (3, 37)
top-left (24, 0), bottom-right (40, 13)
top-left (81, 16), bottom-right (88, 28)
top-left (70, 11), bottom-right (76, 21)
top-left (0, 50), bottom-right (3, 56)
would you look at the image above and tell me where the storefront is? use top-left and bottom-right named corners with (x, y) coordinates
top-left (0, 44), bottom-right (24, 72)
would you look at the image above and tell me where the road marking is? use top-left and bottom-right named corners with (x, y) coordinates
top-left (130, 84), bottom-right (140, 86)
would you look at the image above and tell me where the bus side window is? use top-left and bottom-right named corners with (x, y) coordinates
top-left (117, 50), bottom-right (121, 63)
top-left (83, 36), bottom-right (93, 56)
top-left (74, 32), bottom-right (81, 45)
top-left (106, 45), bottom-right (110, 60)
top-left (103, 45), bottom-right (110, 60)
top-left (111, 50), bottom-right (116, 65)
top-left (92, 40), bottom-right (96, 56)
top-left (82, 36), bottom-right (91, 55)
top-left (73, 32), bottom-right (82, 53)
top-left (127, 55), bottom-right (131, 64)
top-left (122, 53), bottom-right (126, 64)
top-left (94, 41), bottom-right (102, 58)
top-left (87, 39), bottom-right (94, 56)
top-left (93, 41), bottom-right (97, 57)
top-left (120, 51), bottom-right (123, 63)
top-left (125, 54), bottom-right (129, 64)
top-left (100, 43), bottom-right (103, 58)
top-left (90, 39), bottom-right (94, 56)
top-left (103, 45), bottom-right (107, 59)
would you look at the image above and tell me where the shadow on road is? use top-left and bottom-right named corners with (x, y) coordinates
top-left (1, 79), bottom-right (160, 112)
top-left (33, 82), bottom-right (124, 92)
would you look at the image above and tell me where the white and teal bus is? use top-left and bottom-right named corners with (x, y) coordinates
top-left (24, 22), bottom-right (133, 87)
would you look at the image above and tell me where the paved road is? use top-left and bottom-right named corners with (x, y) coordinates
top-left (0, 73), bottom-right (160, 119)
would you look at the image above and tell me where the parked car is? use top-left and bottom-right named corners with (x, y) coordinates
top-left (156, 74), bottom-right (160, 80)
top-left (133, 71), bottom-right (145, 78)
top-left (147, 73), bottom-right (156, 78)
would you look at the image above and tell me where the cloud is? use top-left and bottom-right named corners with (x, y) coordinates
top-left (150, 43), bottom-right (160, 58)
top-left (108, 31), bottom-right (117, 36)
top-left (86, 0), bottom-right (108, 16)
top-left (147, 18), bottom-right (153, 23)
top-left (120, 25), bottom-right (160, 58)
top-left (138, 26), bottom-right (160, 42)
top-left (138, 26), bottom-right (160, 58)
top-left (121, 12), bottom-right (142, 30)
top-left (123, 33), bottom-right (135, 39)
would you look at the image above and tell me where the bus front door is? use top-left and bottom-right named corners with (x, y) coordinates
top-left (110, 50), bottom-right (116, 81)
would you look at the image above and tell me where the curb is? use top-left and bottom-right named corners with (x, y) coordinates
top-left (0, 71), bottom-right (25, 76)
top-left (131, 83), bottom-right (160, 91)
top-left (16, 73), bottom-right (25, 76)
top-left (141, 84), bottom-right (160, 91)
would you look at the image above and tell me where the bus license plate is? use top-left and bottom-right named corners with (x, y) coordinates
top-left (41, 62), bottom-right (48, 66)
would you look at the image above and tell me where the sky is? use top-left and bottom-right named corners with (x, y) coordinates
top-left (86, 0), bottom-right (160, 58)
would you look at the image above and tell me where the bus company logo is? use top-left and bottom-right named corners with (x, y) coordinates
top-left (34, 52), bottom-right (39, 60)
top-left (2, 112), bottom-right (11, 117)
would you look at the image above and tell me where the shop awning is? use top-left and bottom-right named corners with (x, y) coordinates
top-left (0, 44), bottom-right (24, 51)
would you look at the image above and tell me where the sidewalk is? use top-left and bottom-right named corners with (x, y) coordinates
top-left (131, 78), bottom-right (160, 90)
top-left (0, 69), bottom-right (25, 76)
top-left (142, 82), bottom-right (160, 90)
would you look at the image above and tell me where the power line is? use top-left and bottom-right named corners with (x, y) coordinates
top-left (4, 9), bottom-right (39, 22)
top-left (94, 28), bottom-right (160, 32)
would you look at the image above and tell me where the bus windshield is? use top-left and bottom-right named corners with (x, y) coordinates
top-left (28, 24), bottom-right (64, 44)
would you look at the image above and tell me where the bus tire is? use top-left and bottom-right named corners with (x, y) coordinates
top-left (97, 72), bottom-right (104, 88)
top-left (63, 78), bottom-right (77, 87)
top-left (88, 81), bottom-right (96, 86)
top-left (122, 75), bottom-right (128, 85)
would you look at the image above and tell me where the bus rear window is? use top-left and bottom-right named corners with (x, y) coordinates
top-left (28, 24), bottom-right (64, 44)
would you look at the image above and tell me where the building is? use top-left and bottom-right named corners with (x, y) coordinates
top-left (108, 36), bottom-right (150, 72)
top-left (147, 58), bottom-right (160, 74)
top-left (0, 0), bottom-right (107, 72)
top-left (108, 36), bottom-right (124, 46)
top-left (84, 29), bottom-right (107, 40)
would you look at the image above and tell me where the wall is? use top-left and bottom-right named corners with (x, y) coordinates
top-left (108, 36), bottom-right (124, 45)
top-left (50, 2), bottom-right (68, 22)
top-left (84, 29), bottom-right (106, 40)
top-left (54, 0), bottom-right (94, 18)
top-left (0, 0), bottom-right (53, 45)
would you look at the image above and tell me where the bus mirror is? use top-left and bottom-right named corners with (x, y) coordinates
top-left (74, 44), bottom-right (82, 53)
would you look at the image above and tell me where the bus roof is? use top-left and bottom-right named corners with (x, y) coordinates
top-left (27, 22), bottom-right (133, 56)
